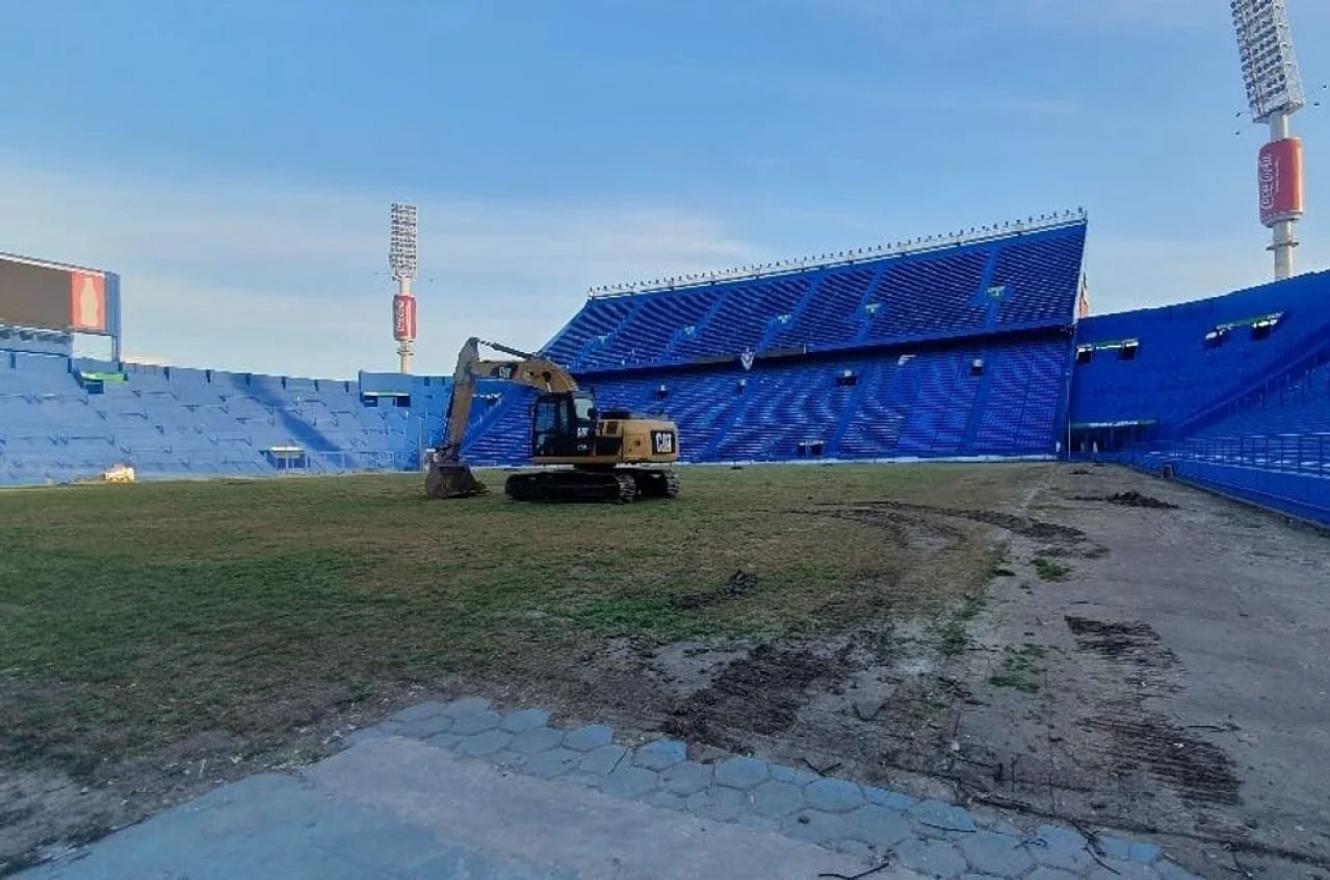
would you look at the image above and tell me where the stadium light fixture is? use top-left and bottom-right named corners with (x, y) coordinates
top-left (1232, 0), bottom-right (1304, 123)
top-left (1231, 0), bottom-right (1306, 280)
top-left (388, 203), bottom-right (419, 373)
top-left (389, 203), bottom-right (418, 282)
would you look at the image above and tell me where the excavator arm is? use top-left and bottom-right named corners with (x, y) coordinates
top-left (437, 337), bottom-right (579, 463)
top-left (426, 337), bottom-right (580, 498)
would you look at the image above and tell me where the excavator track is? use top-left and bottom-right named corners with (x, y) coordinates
top-left (504, 470), bottom-right (637, 503)
top-left (629, 468), bottom-right (679, 499)
top-left (504, 468), bottom-right (678, 503)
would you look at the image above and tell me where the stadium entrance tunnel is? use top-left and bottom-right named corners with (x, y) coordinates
top-left (1070, 421), bottom-right (1158, 455)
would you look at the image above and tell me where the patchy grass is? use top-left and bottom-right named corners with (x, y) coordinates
top-left (989, 643), bottom-right (1048, 693)
top-left (932, 593), bottom-right (988, 657)
top-left (1032, 556), bottom-right (1072, 582)
top-left (0, 463), bottom-right (1022, 779)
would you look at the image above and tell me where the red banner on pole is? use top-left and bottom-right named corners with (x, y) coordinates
top-left (393, 294), bottom-right (417, 341)
top-left (1258, 138), bottom-right (1304, 227)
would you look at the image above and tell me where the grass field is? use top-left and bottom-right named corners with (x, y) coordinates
top-left (0, 463), bottom-right (1018, 779)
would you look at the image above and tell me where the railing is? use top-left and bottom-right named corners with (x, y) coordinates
top-left (1137, 433), bottom-right (1330, 477)
top-left (587, 209), bottom-right (1087, 297)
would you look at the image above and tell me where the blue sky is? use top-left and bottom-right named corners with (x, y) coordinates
top-left (2, 0), bottom-right (1328, 377)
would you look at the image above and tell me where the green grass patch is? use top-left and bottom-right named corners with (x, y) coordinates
top-left (0, 463), bottom-right (1030, 773)
top-left (1032, 556), bottom-right (1071, 582)
top-left (932, 593), bottom-right (987, 656)
top-left (989, 643), bottom-right (1048, 693)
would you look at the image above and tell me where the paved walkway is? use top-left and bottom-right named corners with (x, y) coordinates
top-left (24, 698), bottom-right (1206, 879)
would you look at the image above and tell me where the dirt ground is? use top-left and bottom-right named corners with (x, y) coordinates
top-left (3, 463), bottom-right (1328, 878)
top-left (513, 464), bottom-right (1330, 879)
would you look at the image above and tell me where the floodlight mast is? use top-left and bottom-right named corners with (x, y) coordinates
top-left (1231, 0), bottom-right (1306, 280)
top-left (389, 203), bottom-right (419, 373)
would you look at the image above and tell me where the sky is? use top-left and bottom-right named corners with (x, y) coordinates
top-left (1, 0), bottom-right (1328, 378)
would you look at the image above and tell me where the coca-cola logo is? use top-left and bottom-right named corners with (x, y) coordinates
top-left (1259, 151), bottom-right (1276, 212)
top-left (393, 295), bottom-right (415, 339)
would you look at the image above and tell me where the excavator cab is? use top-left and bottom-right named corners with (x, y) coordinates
top-left (531, 391), bottom-right (597, 458)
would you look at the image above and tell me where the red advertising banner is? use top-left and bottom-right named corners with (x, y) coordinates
top-left (69, 271), bottom-right (107, 332)
top-left (392, 294), bottom-right (417, 341)
top-left (1258, 138), bottom-right (1304, 227)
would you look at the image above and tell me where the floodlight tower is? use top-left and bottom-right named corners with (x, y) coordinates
top-left (1231, 0), bottom-right (1307, 281)
top-left (389, 203), bottom-right (419, 373)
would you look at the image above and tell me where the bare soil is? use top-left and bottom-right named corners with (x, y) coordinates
top-left (508, 465), bottom-right (1330, 878)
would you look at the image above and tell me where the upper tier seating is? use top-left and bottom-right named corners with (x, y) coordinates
top-left (543, 220), bottom-right (1085, 372)
top-left (1070, 269), bottom-right (1330, 436)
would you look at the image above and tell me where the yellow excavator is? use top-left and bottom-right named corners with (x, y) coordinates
top-left (425, 337), bottom-right (680, 503)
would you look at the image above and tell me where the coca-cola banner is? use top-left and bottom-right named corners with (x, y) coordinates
top-left (1258, 138), bottom-right (1304, 227)
top-left (392, 294), bottom-right (417, 341)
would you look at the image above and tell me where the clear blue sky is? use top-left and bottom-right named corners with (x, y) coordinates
top-left (2, 0), bottom-right (1328, 377)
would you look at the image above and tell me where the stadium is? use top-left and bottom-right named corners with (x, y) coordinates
top-left (1, 3), bottom-right (1328, 880)
top-left (3, 207), bottom-right (1326, 522)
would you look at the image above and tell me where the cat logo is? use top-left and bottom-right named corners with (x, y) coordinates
top-left (651, 430), bottom-right (675, 455)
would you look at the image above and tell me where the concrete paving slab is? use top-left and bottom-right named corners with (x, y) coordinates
top-left (19, 696), bottom-right (1207, 880)
top-left (22, 738), bottom-right (899, 880)
top-left (305, 737), bottom-right (908, 880)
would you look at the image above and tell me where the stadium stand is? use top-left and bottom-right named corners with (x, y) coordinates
top-left (1070, 269), bottom-right (1330, 525)
top-left (10, 214), bottom-right (1328, 526)
top-left (546, 219), bottom-right (1086, 371)
top-left (458, 217), bottom-right (1088, 466)
top-left (455, 338), bottom-right (1072, 466)
top-left (3, 214), bottom-right (1085, 485)
top-left (0, 354), bottom-right (451, 485)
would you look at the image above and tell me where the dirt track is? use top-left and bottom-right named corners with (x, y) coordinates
top-left (538, 464), bottom-right (1330, 879)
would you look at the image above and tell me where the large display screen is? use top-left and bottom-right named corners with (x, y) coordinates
top-left (0, 256), bottom-right (109, 333)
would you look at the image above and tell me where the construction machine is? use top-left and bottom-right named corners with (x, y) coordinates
top-left (426, 337), bottom-right (680, 503)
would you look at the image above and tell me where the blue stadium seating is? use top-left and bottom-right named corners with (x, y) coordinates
top-left (1070, 270), bottom-right (1330, 525)
top-left (545, 220), bottom-right (1086, 371)
top-left (1070, 270), bottom-right (1330, 438)
top-left (1, 218), bottom-right (1086, 486)
top-left (0, 354), bottom-right (450, 485)
top-left (452, 339), bottom-right (1071, 466)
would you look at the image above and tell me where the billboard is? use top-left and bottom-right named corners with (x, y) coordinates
top-left (1258, 137), bottom-right (1304, 227)
top-left (0, 254), bottom-right (118, 338)
top-left (392, 293), bottom-right (417, 341)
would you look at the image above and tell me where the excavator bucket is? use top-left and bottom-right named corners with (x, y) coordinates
top-left (425, 461), bottom-right (487, 499)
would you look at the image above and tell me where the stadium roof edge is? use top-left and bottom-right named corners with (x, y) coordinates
top-left (1081, 267), bottom-right (1330, 325)
top-left (0, 250), bottom-right (111, 275)
top-left (586, 208), bottom-right (1087, 299)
